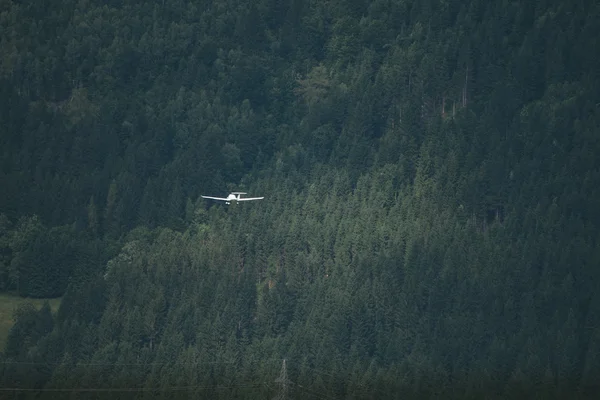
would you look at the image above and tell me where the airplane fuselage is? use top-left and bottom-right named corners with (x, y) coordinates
top-left (225, 193), bottom-right (239, 204)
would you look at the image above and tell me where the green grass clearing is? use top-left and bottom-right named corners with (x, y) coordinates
top-left (0, 292), bottom-right (61, 351)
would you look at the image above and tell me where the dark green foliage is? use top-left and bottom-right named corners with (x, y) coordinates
top-left (0, 214), bottom-right (113, 298)
top-left (4, 302), bottom-right (53, 359)
top-left (1, 0), bottom-right (600, 398)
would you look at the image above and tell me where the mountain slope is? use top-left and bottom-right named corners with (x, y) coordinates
top-left (1, 0), bottom-right (599, 398)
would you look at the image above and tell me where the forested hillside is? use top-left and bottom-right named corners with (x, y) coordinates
top-left (1, 0), bottom-right (599, 398)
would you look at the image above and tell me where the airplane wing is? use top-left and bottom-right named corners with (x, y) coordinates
top-left (237, 197), bottom-right (264, 201)
top-left (201, 196), bottom-right (229, 201)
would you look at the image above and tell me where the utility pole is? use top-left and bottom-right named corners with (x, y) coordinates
top-left (463, 65), bottom-right (469, 107)
top-left (273, 359), bottom-right (289, 400)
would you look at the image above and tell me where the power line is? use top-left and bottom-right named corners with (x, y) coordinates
top-left (3, 357), bottom-right (382, 397)
top-left (1, 357), bottom-right (287, 367)
top-left (271, 362), bottom-right (340, 400)
top-left (0, 360), bottom-right (235, 366)
top-left (269, 381), bottom-right (334, 400)
top-left (0, 383), bottom-right (264, 392)
top-left (291, 361), bottom-right (384, 398)
top-left (293, 383), bottom-right (338, 400)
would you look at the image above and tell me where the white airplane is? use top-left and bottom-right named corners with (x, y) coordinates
top-left (201, 192), bottom-right (264, 204)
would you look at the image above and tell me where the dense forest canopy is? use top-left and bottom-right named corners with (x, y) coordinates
top-left (1, 0), bottom-right (599, 398)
